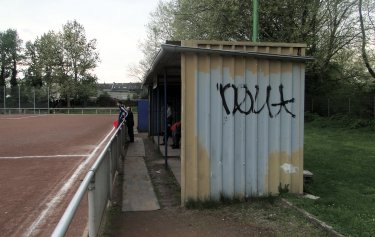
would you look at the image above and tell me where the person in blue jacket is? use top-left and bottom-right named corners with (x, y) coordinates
top-left (117, 100), bottom-right (127, 127)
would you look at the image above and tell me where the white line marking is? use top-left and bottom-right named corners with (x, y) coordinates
top-left (0, 155), bottom-right (89, 159)
top-left (0, 115), bottom-right (48, 120)
top-left (22, 127), bottom-right (115, 237)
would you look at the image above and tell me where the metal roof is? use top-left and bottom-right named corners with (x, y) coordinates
top-left (143, 42), bottom-right (314, 86)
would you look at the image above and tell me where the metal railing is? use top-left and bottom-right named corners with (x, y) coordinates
top-left (51, 122), bottom-right (127, 237)
top-left (0, 107), bottom-right (118, 115)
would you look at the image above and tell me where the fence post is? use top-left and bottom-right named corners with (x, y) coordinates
top-left (47, 87), bottom-right (50, 114)
top-left (88, 179), bottom-right (96, 237)
top-left (18, 85), bottom-right (21, 113)
top-left (108, 148), bottom-right (113, 201)
top-left (3, 86), bottom-right (5, 113)
top-left (33, 88), bottom-right (36, 114)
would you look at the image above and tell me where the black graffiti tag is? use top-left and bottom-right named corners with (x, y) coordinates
top-left (272, 84), bottom-right (296, 118)
top-left (216, 83), bottom-right (296, 118)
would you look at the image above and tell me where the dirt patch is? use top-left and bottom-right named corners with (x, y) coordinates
top-left (0, 115), bottom-right (116, 237)
top-left (102, 134), bottom-right (330, 237)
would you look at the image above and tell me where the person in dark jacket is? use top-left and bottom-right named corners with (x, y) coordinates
top-left (125, 106), bottom-right (134, 142)
top-left (117, 100), bottom-right (127, 127)
top-left (161, 103), bottom-right (172, 145)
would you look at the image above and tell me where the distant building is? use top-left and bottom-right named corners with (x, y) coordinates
top-left (97, 82), bottom-right (142, 101)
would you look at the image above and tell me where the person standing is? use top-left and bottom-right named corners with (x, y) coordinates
top-left (117, 100), bottom-right (127, 127)
top-left (171, 120), bottom-right (181, 149)
top-left (161, 103), bottom-right (172, 145)
top-left (125, 106), bottom-right (134, 142)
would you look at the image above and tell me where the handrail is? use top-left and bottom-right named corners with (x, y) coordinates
top-left (51, 171), bottom-right (95, 237)
top-left (51, 122), bottom-right (126, 237)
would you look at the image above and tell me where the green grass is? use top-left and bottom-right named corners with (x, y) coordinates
top-left (284, 118), bottom-right (375, 237)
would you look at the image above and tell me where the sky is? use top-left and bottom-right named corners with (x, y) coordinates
top-left (0, 0), bottom-right (160, 83)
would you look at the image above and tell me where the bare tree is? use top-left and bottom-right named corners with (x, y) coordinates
top-left (131, 1), bottom-right (177, 82)
top-left (127, 63), bottom-right (144, 82)
top-left (359, 0), bottom-right (375, 79)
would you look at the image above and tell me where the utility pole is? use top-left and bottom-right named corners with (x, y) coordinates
top-left (252, 0), bottom-right (259, 42)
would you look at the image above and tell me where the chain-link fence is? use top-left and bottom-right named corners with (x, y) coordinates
top-left (2, 85), bottom-right (375, 119)
top-left (0, 85), bottom-right (122, 115)
top-left (0, 85), bottom-right (49, 110)
top-left (306, 95), bottom-right (375, 119)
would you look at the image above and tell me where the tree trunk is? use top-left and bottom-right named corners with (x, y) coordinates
top-left (0, 66), bottom-right (5, 87)
top-left (10, 59), bottom-right (17, 87)
top-left (359, 0), bottom-right (375, 79)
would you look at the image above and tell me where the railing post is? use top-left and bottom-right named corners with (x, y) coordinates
top-left (108, 148), bottom-right (113, 201)
top-left (88, 179), bottom-right (96, 237)
top-left (114, 134), bottom-right (119, 173)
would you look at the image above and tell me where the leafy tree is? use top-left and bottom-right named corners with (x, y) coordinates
top-left (24, 31), bottom-right (61, 88)
top-left (76, 75), bottom-right (98, 106)
top-left (24, 40), bottom-right (43, 87)
top-left (60, 20), bottom-right (100, 107)
top-left (96, 92), bottom-right (115, 107)
top-left (0, 29), bottom-right (22, 87)
top-left (139, 0), bottom-right (373, 98)
top-left (173, 0), bottom-right (252, 40)
top-left (23, 20), bottom-right (100, 107)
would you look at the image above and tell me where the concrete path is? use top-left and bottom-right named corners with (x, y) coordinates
top-left (122, 137), bottom-right (160, 212)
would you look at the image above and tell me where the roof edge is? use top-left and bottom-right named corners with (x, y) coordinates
top-left (181, 40), bottom-right (307, 48)
top-left (143, 43), bottom-right (314, 85)
top-left (162, 44), bottom-right (314, 61)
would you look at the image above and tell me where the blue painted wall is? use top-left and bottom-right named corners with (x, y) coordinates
top-left (137, 99), bottom-right (149, 132)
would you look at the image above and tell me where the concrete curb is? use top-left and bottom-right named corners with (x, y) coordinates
top-left (281, 198), bottom-right (345, 237)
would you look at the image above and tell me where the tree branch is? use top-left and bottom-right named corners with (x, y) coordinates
top-left (359, 0), bottom-right (375, 79)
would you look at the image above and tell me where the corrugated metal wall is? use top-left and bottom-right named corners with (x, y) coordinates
top-left (181, 41), bottom-right (306, 202)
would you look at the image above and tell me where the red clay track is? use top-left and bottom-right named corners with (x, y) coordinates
top-left (0, 114), bottom-right (117, 237)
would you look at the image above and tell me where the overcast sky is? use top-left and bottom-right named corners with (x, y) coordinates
top-left (0, 0), bottom-right (160, 83)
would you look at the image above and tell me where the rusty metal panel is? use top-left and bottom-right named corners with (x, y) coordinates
top-left (181, 41), bottom-right (306, 203)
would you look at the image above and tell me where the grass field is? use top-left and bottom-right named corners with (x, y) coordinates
top-left (285, 118), bottom-right (375, 237)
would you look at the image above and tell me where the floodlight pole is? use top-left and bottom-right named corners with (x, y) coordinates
top-left (33, 87), bottom-right (36, 114)
top-left (252, 0), bottom-right (259, 42)
top-left (18, 85), bottom-right (21, 112)
top-left (3, 86), bottom-right (5, 113)
top-left (48, 86), bottom-right (50, 114)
